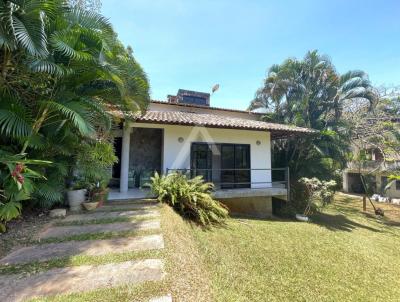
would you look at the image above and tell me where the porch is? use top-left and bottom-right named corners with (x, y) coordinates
top-left (108, 186), bottom-right (288, 201)
top-left (110, 125), bottom-right (289, 203)
top-left (109, 167), bottom-right (289, 201)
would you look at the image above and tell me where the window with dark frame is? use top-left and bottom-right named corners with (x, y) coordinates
top-left (191, 143), bottom-right (251, 188)
top-left (181, 95), bottom-right (208, 106)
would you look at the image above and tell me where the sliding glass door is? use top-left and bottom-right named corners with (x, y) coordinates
top-left (221, 144), bottom-right (250, 189)
top-left (191, 143), bottom-right (250, 188)
top-left (190, 143), bottom-right (212, 181)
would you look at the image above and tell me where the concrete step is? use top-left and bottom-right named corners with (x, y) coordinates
top-left (39, 220), bottom-right (160, 240)
top-left (0, 234), bottom-right (164, 265)
top-left (104, 199), bottom-right (158, 206)
top-left (96, 203), bottom-right (160, 213)
top-left (0, 259), bottom-right (165, 302)
top-left (62, 209), bottom-right (160, 223)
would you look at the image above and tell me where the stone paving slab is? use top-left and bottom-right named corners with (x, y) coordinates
top-left (0, 234), bottom-right (164, 265)
top-left (62, 209), bottom-right (160, 223)
top-left (39, 220), bottom-right (161, 240)
top-left (0, 259), bottom-right (165, 302)
top-left (149, 294), bottom-right (173, 302)
top-left (96, 203), bottom-right (160, 212)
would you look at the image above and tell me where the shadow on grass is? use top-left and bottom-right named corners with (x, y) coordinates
top-left (311, 212), bottom-right (382, 232)
top-left (363, 213), bottom-right (400, 228)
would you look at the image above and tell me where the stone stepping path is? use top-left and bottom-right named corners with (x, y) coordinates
top-left (96, 203), bottom-right (160, 212)
top-left (62, 209), bottom-right (160, 223)
top-left (0, 234), bottom-right (164, 265)
top-left (39, 220), bottom-right (161, 240)
top-left (0, 259), bottom-right (164, 302)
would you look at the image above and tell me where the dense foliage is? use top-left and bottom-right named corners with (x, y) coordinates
top-left (299, 177), bottom-right (336, 216)
top-left (0, 151), bottom-right (50, 231)
top-left (251, 50), bottom-right (378, 213)
top-left (0, 0), bottom-right (150, 228)
top-left (343, 88), bottom-right (400, 209)
top-left (250, 50), bottom-right (377, 181)
top-left (150, 172), bottom-right (229, 226)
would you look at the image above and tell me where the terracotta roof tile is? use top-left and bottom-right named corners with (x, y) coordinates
top-left (134, 110), bottom-right (315, 137)
top-left (150, 100), bottom-right (263, 115)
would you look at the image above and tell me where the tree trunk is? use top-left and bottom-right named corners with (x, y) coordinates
top-left (363, 195), bottom-right (367, 212)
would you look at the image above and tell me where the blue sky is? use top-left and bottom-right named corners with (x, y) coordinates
top-left (102, 0), bottom-right (400, 110)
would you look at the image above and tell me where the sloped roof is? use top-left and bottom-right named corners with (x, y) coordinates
top-left (132, 110), bottom-right (315, 139)
top-left (150, 100), bottom-right (263, 115)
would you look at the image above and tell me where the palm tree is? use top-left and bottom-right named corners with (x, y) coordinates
top-left (250, 50), bottom-right (377, 129)
top-left (0, 0), bottom-right (150, 207)
top-left (250, 51), bottom-right (378, 211)
top-left (0, 0), bottom-right (149, 143)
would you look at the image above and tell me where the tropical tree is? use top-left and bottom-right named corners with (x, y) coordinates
top-left (343, 88), bottom-right (400, 214)
top-left (0, 0), bottom-right (150, 209)
top-left (69, 0), bottom-right (102, 12)
top-left (250, 50), bottom-right (377, 212)
top-left (250, 50), bottom-right (376, 129)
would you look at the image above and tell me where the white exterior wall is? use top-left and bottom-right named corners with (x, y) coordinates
top-left (129, 122), bottom-right (272, 188)
top-left (376, 174), bottom-right (400, 198)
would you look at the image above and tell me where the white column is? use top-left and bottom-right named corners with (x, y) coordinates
top-left (120, 124), bottom-right (131, 193)
top-left (342, 171), bottom-right (349, 192)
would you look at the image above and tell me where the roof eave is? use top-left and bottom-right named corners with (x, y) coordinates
top-left (135, 119), bottom-right (316, 137)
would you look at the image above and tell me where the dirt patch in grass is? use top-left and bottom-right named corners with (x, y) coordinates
top-left (0, 209), bottom-right (52, 258)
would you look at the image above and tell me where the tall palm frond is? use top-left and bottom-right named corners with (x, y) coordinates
top-left (0, 0), bottom-right (56, 56)
top-left (0, 95), bottom-right (33, 138)
top-left (42, 100), bottom-right (95, 136)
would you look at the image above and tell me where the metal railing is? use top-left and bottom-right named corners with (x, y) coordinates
top-left (166, 167), bottom-right (290, 198)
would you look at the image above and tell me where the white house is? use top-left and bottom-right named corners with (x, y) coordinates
top-left (110, 89), bottom-right (314, 217)
top-left (343, 147), bottom-right (400, 199)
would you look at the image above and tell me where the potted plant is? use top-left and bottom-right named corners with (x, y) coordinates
top-left (89, 181), bottom-right (109, 208)
top-left (82, 198), bottom-right (99, 211)
top-left (71, 140), bottom-right (117, 211)
top-left (66, 179), bottom-right (87, 212)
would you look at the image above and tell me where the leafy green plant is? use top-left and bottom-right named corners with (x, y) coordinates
top-left (299, 177), bottom-right (337, 216)
top-left (0, 151), bottom-right (48, 232)
top-left (0, 0), bottom-right (150, 214)
top-left (76, 141), bottom-right (118, 186)
top-left (150, 172), bottom-right (228, 226)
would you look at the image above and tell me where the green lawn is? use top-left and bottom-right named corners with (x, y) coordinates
top-left (2, 194), bottom-right (399, 301)
top-left (191, 193), bottom-right (400, 301)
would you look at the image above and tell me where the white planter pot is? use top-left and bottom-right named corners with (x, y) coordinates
top-left (67, 189), bottom-right (87, 211)
top-left (295, 214), bottom-right (309, 222)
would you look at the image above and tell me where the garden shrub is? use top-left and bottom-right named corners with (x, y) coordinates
top-left (0, 151), bottom-right (48, 232)
top-left (276, 177), bottom-right (337, 218)
top-left (150, 172), bottom-right (228, 226)
top-left (299, 177), bottom-right (337, 215)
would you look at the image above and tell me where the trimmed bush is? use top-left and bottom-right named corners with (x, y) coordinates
top-left (150, 172), bottom-right (228, 226)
